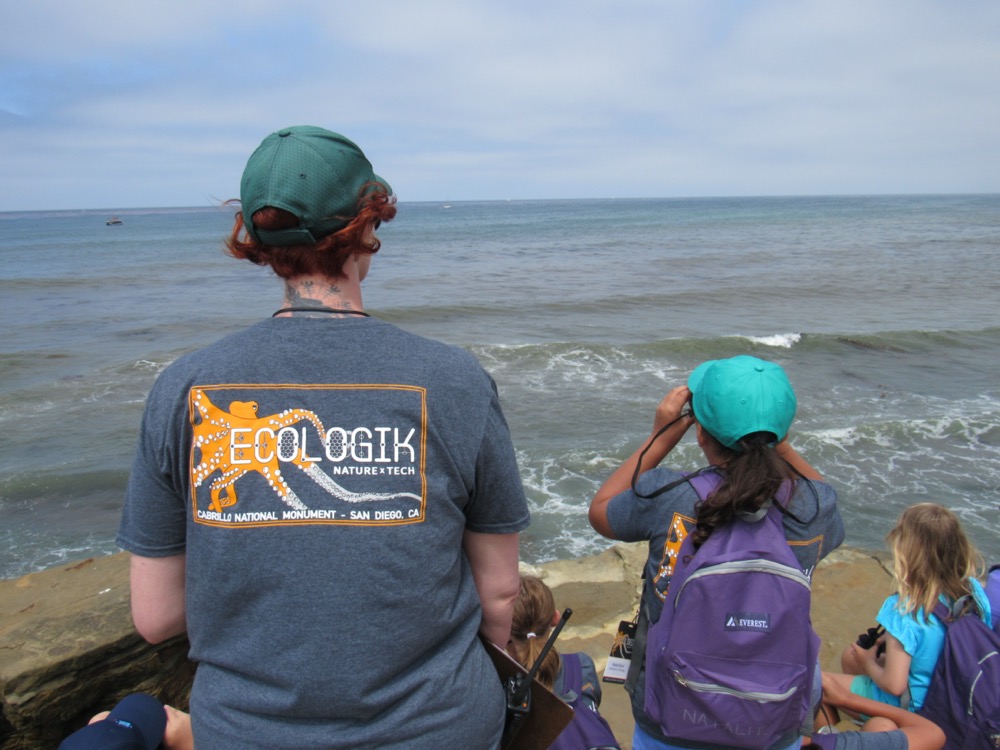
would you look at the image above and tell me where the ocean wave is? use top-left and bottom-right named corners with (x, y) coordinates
top-left (743, 333), bottom-right (802, 348)
top-left (1, 195), bottom-right (998, 579)
top-left (464, 326), bottom-right (997, 370)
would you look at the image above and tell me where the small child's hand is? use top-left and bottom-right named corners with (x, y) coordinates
top-left (163, 705), bottom-right (194, 750)
top-left (873, 635), bottom-right (887, 667)
top-left (852, 641), bottom-right (880, 672)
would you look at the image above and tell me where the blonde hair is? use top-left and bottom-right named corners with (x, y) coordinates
top-left (887, 503), bottom-right (983, 616)
top-left (510, 575), bottom-right (561, 689)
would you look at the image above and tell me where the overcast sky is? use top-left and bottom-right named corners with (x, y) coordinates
top-left (3, 1), bottom-right (999, 211)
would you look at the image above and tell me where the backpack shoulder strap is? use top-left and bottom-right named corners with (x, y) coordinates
top-left (931, 592), bottom-right (984, 627)
top-left (623, 602), bottom-right (648, 697)
top-left (686, 472), bottom-right (791, 531)
top-left (560, 652), bottom-right (583, 698)
top-left (686, 469), bottom-right (722, 500)
top-left (987, 564), bottom-right (1000, 632)
top-left (932, 600), bottom-right (953, 627)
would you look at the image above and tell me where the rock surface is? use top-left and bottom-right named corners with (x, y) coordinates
top-left (0, 545), bottom-right (890, 749)
top-left (0, 555), bottom-right (193, 749)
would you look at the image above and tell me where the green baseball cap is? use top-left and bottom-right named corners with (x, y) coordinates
top-left (687, 355), bottom-right (797, 449)
top-left (240, 125), bottom-right (392, 247)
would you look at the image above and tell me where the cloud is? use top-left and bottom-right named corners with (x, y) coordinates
top-left (1, 0), bottom-right (999, 209)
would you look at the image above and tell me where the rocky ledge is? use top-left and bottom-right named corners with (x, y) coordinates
top-left (0, 546), bottom-right (890, 749)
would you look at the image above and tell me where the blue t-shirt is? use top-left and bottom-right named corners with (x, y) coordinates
top-left (872, 594), bottom-right (947, 712)
top-left (873, 578), bottom-right (992, 712)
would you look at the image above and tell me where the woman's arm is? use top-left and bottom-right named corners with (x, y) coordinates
top-left (588, 386), bottom-right (695, 538)
top-left (130, 553), bottom-right (187, 644)
top-left (463, 530), bottom-right (521, 647)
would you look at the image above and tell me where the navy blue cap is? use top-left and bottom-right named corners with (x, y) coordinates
top-left (59, 693), bottom-right (166, 750)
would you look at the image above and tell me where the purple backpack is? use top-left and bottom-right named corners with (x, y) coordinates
top-left (550, 652), bottom-right (621, 750)
top-left (918, 564), bottom-right (1000, 750)
top-left (987, 563), bottom-right (1000, 633)
top-left (644, 497), bottom-right (819, 749)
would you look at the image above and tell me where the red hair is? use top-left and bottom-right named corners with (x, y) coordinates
top-left (225, 184), bottom-right (396, 280)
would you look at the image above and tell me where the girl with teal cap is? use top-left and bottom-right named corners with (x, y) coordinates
top-left (589, 355), bottom-right (845, 750)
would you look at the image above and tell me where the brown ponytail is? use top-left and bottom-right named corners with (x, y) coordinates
top-left (690, 431), bottom-right (794, 550)
top-left (510, 575), bottom-right (561, 689)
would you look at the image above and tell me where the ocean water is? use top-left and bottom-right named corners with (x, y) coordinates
top-left (1, 195), bottom-right (998, 580)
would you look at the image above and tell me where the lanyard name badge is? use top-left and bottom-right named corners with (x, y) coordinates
top-left (602, 613), bottom-right (638, 684)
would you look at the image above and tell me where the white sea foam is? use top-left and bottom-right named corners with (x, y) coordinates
top-left (133, 358), bottom-right (172, 373)
top-left (743, 332), bottom-right (802, 348)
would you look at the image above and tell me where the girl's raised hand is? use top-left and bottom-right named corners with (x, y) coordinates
top-left (653, 386), bottom-right (694, 435)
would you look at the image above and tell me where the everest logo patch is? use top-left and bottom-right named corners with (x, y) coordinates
top-left (724, 612), bottom-right (771, 632)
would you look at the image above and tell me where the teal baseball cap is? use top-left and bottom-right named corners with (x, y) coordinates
top-left (240, 125), bottom-right (391, 247)
top-left (687, 355), bottom-right (797, 449)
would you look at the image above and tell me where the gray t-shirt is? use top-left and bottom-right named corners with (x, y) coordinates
top-left (118, 317), bottom-right (530, 749)
top-left (809, 729), bottom-right (909, 750)
top-left (606, 465), bottom-right (845, 746)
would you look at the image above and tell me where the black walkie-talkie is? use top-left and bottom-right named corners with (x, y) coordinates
top-left (501, 608), bottom-right (573, 749)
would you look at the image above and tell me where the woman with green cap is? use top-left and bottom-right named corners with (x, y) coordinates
top-left (589, 355), bottom-right (845, 750)
top-left (117, 126), bottom-right (529, 749)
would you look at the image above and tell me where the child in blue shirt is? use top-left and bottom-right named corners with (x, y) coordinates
top-left (827, 503), bottom-right (989, 713)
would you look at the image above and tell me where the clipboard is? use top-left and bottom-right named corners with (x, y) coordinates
top-left (483, 609), bottom-right (575, 750)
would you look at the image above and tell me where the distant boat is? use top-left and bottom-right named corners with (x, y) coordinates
top-left (106, 216), bottom-right (123, 226)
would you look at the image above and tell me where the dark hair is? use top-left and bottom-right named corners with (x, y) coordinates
top-left (224, 183), bottom-right (396, 280)
top-left (689, 431), bottom-right (794, 549)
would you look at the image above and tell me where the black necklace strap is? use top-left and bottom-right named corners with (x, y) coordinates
top-left (272, 307), bottom-right (370, 318)
top-left (629, 414), bottom-right (693, 498)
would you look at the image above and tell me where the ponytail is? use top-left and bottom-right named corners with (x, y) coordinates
top-left (690, 432), bottom-right (793, 550)
top-left (510, 575), bottom-right (561, 689)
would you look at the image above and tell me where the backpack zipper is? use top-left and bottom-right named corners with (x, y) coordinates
top-left (967, 650), bottom-right (998, 715)
top-left (671, 671), bottom-right (799, 703)
top-left (673, 560), bottom-right (811, 611)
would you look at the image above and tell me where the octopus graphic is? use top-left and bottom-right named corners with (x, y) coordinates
top-left (190, 388), bottom-right (422, 513)
top-left (611, 628), bottom-right (633, 658)
top-left (652, 512), bottom-right (695, 601)
top-left (191, 389), bottom-right (328, 512)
